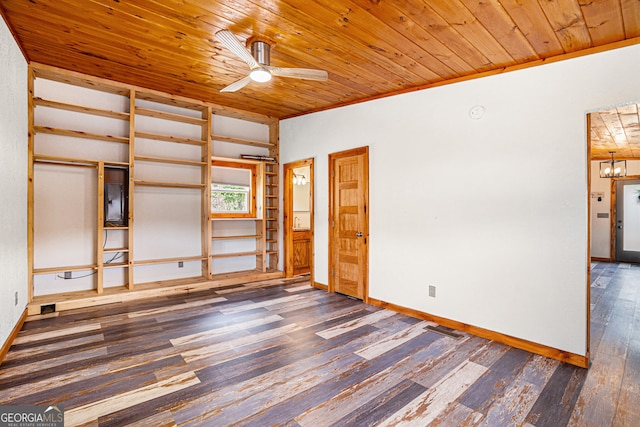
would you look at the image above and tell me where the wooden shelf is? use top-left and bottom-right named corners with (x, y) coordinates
top-left (134, 155), bottom-right (207, 167)
top-left (211, 217), bottom-right (262, 221)
top-left (102, 262), bottom-right (129, 269)
top-left (211, 134), bottom-right (273, 149)
top-left (33, 154), bottom-right (129, 168)
top-left (211, 251), bottom-right (261, 258)
top-left (134, 180), bottom-right (206, 189)
top-left (135, 107), bottom-right (206, 126)
top-left (135, 131), bottom-right (205, 146)
top-left (32, 66), bottom-right (131, 96)
top-left (34, 126), bottom-right (129, 144)
top-left (34, 97), bottom-right (130, 120)
top-left (33, 264), bottom-right (97, 275)
top-left (135, 91), bottom-right (209, 113)
top-left (133, 256), bottom-right (207, 266)
top-left (212, 235), bottom-right (260, 240)
top-left (103, 248), bottom-right (129, 253)
top-left (105, 225), bottom-right (129, 230)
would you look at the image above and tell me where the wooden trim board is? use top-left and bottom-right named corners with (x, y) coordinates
top-left (27, 272), bottom-right (284, 316)
top-left (312, 281), bottom-right (328, 291)
top-left (0, 309), bottom-right (28, 367)
top-left (368, 297), bottom-right (589, 368)
top-left (586, 113), bottom-right (592, 367)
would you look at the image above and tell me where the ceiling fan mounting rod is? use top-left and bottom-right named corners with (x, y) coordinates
top-left (251, 41), bottom-right (270, 66)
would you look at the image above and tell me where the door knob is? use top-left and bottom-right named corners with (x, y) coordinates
top-left (356, 232), bottom-right (363, 237)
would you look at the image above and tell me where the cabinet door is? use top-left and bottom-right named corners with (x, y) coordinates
top-left (293, 230), bottom-right (311, 274)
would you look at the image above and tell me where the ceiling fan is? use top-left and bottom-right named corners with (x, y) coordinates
top-left (215, 30), bottom-right (328, 93)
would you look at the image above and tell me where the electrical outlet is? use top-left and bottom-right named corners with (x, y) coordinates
top-left (15, 291), bottom-right (18, 306)
top-left (178, 261), bottom-right (184, 268)
top-left (429, 285), bottom-right (436, 298)
top-left (64, 271), bottom-right (72, 279)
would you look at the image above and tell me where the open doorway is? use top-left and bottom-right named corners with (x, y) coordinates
top-left (588, 101), bottom-right (640, 367)
top-left (590, 102), bottom-right (640, 262)
top-left (283, 159), bottom-right (314, 279)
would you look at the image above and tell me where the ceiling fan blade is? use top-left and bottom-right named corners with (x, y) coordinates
top-left (220, 75), bottom-right (252, 93)
top-left (267, 66), bottom-right (328, 81)
top-left (215, 30), bottom-right (259, 69)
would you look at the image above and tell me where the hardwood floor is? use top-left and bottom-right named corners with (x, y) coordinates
top-left (0, 263), bottom-right (637, 426)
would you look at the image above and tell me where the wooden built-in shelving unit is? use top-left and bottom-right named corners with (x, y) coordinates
top-left (209, 153), bottom-right (278, 277)
top-left (27, 63), bottom-right (282, 315)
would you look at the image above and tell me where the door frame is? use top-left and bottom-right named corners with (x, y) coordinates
top-left (609, 175), bottom-right (640, 261)
top-left (283, 158), bottom-right (314, 280)
top-left (586, 113), bottom-right (592, 366)
top-left (328, 146), bottom-right (369, 302)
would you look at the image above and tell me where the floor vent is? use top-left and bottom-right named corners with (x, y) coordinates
top-left (426, 325), bottom-right (463, 339)
top-left (40, 304), bottom-right (56, 314)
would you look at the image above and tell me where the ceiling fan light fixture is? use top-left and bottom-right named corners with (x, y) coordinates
top-left (216, 29), bottom-right (327, 92)
top-left (249, 67), bottom-right (272, 83)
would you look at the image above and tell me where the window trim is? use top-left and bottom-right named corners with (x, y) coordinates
top-left (211, 160), bottom-right (257, 218)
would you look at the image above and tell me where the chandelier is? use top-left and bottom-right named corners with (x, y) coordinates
top-left (599, 151), bottom-right (626, 178)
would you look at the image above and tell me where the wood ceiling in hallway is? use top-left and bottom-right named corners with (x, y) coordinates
top-left (591, 104), bottom-right (640, 160)
top-left (1, 0), bottom-right (639, 121)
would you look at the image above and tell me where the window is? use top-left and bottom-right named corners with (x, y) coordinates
top-left (211, 160), bottom-right (257, 218)
top-left (211, 183), bottom-right (250, 213)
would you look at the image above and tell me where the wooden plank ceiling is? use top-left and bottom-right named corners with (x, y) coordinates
top-left (1, 0), bottom-right (640, 155)
top-left (591, 104), bottom-right (640, 160)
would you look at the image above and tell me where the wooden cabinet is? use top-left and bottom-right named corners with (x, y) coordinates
top-left (292, 230), bottom-right (312, 274)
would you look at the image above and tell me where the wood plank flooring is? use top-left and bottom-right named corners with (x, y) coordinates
top-left (0, 263), bottom-right (637, 426)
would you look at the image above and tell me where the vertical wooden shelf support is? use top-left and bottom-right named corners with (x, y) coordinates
top-left (128, 90), bottom-right (136, 290)
top-left (27, 66), bottom-right (35, 303)
top-left (267, 121), bottom-right (280, 271)
top-left (203, 106), bottom-right (213, 279)
top-left (97, 162), bottom-right (105, 294)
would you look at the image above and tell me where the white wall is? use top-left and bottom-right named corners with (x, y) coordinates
top-left (281, 44), bottom-right (640, 356)
top-left (591, 160), bottom-right (640, 258)
top-left (0, 18), bottom-right (28, 346)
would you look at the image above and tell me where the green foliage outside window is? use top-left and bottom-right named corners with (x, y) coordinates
top-left (211, 184), bottom-right (249, 212)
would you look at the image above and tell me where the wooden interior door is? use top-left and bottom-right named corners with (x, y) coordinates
top-left (329, 147), bottom-right (368, 300)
